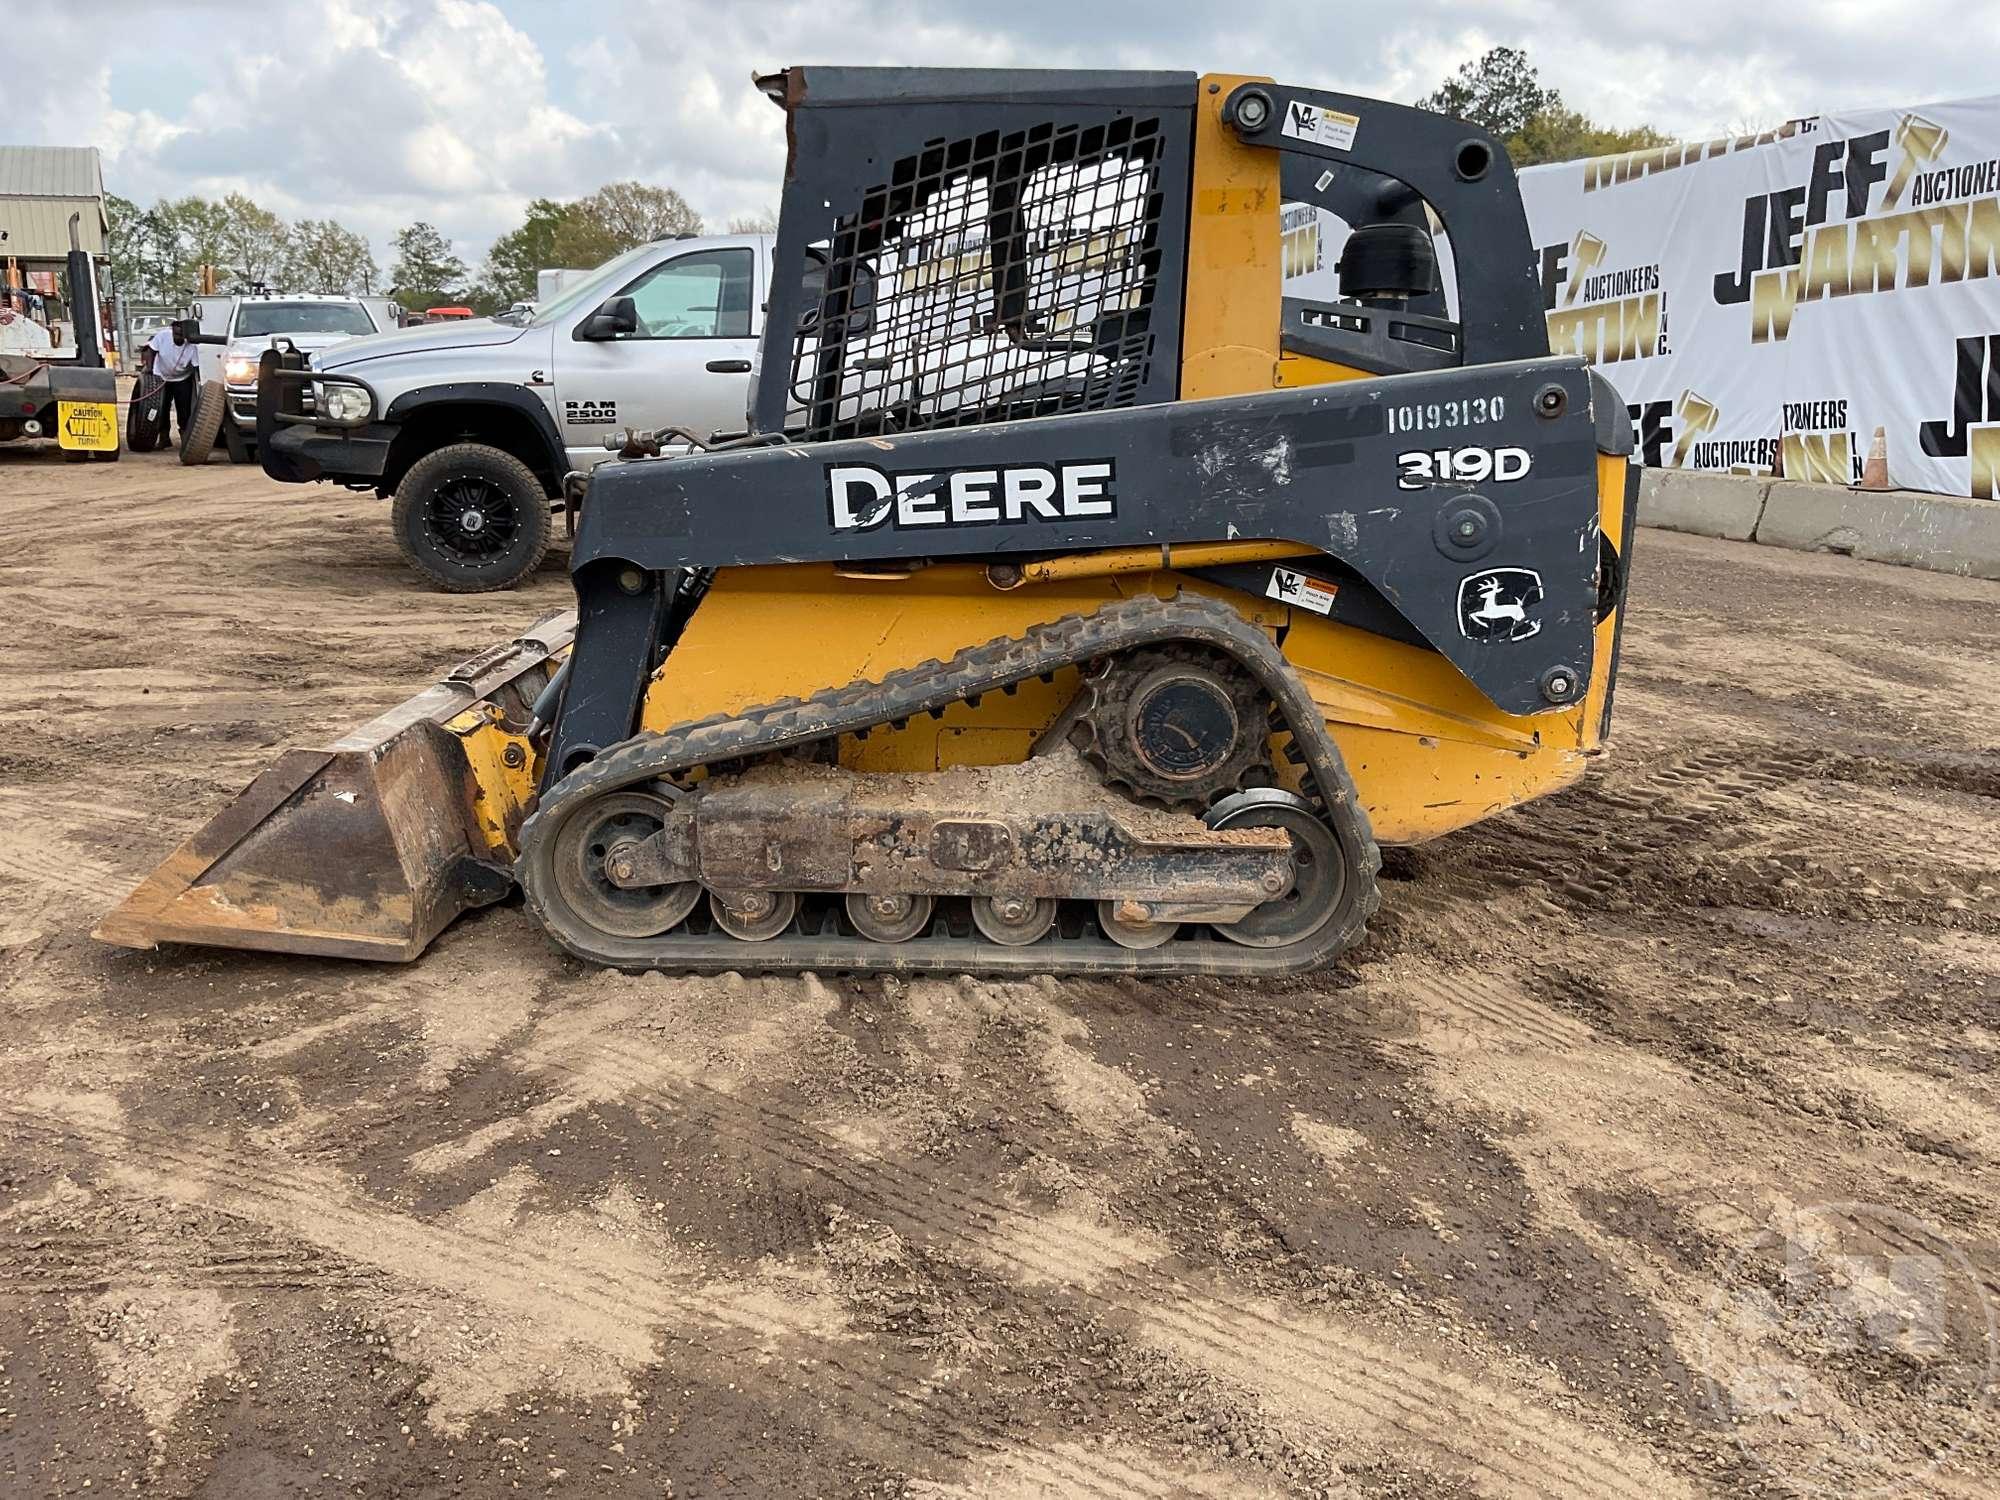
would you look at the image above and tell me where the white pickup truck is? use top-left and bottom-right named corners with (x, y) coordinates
top-left (181, 292), bottom-right (398, 463)
top-left (255, 228), bottom-right (1113, 592)
top-left (256, 234), bottom-right (768, 591)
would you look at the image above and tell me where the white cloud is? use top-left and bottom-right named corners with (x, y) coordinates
top-left (7, 0), bottom-right (1998, 284)
top-left (11, 0), bottom-right (634, 271)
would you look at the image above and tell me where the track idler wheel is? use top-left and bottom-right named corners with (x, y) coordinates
top-left (550, 789), bottom-right (701, 939)
top-left (1204, 789), bottom-right (1350, 949)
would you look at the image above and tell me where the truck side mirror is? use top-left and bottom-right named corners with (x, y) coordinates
top-left (579, 295), bottom-right (640, 340)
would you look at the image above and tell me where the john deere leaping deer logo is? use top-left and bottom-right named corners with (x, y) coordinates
top-left (1457, 568), bottom-right (1544, 642)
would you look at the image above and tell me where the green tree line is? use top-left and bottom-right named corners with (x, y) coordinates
top-left (1414, 47), bottom-right (1673, 166)
top-left (475, 181), bottom-right (712, 306)
top-left (107, 180), bottom-right (727, 315)
top-left (400, 182), bottom-right (720, 312)
top-left (106, 193), bottom-right (383, 302)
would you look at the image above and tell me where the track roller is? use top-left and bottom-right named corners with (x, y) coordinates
top-left (1096, 900), bottom-right (1178, 949)
top-left (844, 891), bottom-right (935, 943)
top-left (709, 889), bottom-right (799, 941)
top-left (969, 895), bottom-right (1058, 946)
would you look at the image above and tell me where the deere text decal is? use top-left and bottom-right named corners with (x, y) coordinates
top-left (827, 461), bottom-right (1116, 532)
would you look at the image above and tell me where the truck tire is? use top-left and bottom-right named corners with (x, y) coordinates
top-left (127, 384), bottom-right (165, 452)
top-left (390, 443), bottom-right (552, 593)
top-left (178, 380), bottom-right (226, 465)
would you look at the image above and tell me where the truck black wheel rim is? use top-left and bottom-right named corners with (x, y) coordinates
top-left (426, 477), bottom-right (519, 561)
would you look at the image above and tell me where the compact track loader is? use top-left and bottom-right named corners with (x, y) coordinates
top-left (99, 66), bottom-right (1637, 976)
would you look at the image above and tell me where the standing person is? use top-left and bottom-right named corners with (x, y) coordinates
top-left (140, 319), bottom-right (201, 447)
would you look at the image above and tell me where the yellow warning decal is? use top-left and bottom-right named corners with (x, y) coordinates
top-left (58, 400), bottom-right (118, 451)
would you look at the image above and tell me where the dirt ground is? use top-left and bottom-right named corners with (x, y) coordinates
top-left (1, 437), bottom-right (1996, 1499)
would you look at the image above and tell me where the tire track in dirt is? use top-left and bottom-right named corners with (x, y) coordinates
top-left (7, 993), bottom-right (1699, 1500)
top-left (3, 1109), bottom-right (702, 1340)
top-left (388, 1016), bottom-right (1697, 1500)
top-left (1691, 1200), bottom-right (2000, 1499)
top-left (0, 789), bottom-right (157, 912)
top-left (0, 1231), bottom-right (381, 1296)
top-left (26, 905), bottom-right (1714, 1496)
top-left (1815, 1203), bottom-right (2000, 1312)
top-left (914, 1439), bottom-right (1231, 1499)
top-left (1471, 742), bottom-right (2000, 926)
top-left (1398, 970), bottom-right (1597, 1055)
top-left (1387, 956), bottom-right (1993, 1496)
top-left (655, 1057), bottom-right (1690, 1498)
top-left (1400, 961), bottom-right (1773, 1211)
top-left (0, 1106), bottom-right (1184, 1500)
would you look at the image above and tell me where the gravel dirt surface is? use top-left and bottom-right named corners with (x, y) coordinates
top-left (2, 439), bottom-right (1997, 1498)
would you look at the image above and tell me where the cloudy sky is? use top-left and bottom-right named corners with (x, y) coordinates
top-left (13, 0), bottom-right (1998, 274)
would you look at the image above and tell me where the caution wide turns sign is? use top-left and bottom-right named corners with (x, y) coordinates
top-left (1518, 95), bottom-right (2000, 499)
top-left (58, 400), bottom-right (118, 452)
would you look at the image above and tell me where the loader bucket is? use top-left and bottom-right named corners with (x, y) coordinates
top-left (95, 614), bottom-right (574, 962)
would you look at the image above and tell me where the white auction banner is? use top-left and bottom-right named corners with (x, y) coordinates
top-left (1516, 97), bottom-right (2000, 498)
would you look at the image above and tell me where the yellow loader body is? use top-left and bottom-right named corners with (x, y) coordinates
top-left (99, 67), bottom-right (1634, 969)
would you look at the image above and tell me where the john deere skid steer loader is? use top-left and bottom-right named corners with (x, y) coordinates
top-left (98, 66), bottom-right (1637, 976)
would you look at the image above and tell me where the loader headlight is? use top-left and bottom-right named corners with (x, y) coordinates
top-left (318, 381), bottom-right (372, 423)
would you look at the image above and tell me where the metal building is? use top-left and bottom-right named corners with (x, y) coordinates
top-left (0, 146), bottom-right (108, 261)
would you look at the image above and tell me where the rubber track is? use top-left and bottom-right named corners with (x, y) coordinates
top-left (518, 594), bottom-right (1381, 977)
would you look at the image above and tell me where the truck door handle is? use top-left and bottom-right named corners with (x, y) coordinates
top-left (705, 359), bottom-right (752, 373)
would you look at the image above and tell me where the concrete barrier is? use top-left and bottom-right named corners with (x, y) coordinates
top-left (1755, 482), bottom-right (2000, 581)
top-left (1631, 468), bottom-right (2000, 582)
top-left (1635, 468), bottom-right (1769, 541)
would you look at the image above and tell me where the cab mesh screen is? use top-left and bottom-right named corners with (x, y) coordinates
top-left (791, 115), bottom-right (1169, 442)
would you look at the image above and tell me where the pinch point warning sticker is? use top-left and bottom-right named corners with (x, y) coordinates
top-left (1281, 101), bottom-right (1359, 153)
top-left (1266, 566), bottom-right (1338, 615)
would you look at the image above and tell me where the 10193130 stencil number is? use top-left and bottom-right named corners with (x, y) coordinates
top-left (1395, 446), bottom-right (1533, 489)
top-left (1387, 396), bottom-right (1505, 433)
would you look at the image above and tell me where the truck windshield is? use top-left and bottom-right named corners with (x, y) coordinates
top-left (235, 302), bottom-right (378, 337)
top-left (529, 244), bottom-right (661, 329)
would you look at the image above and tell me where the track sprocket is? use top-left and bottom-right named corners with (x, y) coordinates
top-left (1072, 646), bottom-right (1271, 811)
